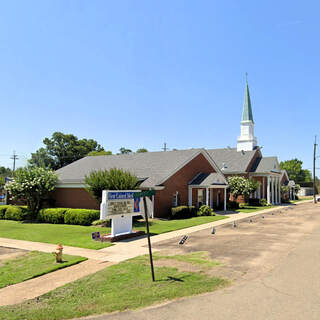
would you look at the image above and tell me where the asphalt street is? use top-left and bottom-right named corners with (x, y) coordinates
top-left (84, 202), bottom-right (320, 320)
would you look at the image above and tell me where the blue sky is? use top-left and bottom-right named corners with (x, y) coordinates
top-left (0, 1), bottom-right (319, 172)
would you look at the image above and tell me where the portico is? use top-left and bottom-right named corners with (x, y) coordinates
top-left (250, 173), bottom-right (281, 205)
top-left (188, 172), bottom-right (228, 211)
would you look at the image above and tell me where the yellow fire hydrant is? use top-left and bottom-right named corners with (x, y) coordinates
top-left (52, 244), bottom-right (63, 263)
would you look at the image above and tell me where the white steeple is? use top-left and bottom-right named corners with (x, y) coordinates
top-left (237, 76), bottom-right (258, 152)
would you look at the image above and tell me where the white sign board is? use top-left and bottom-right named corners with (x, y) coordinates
top-left (100, 190), bottom-right (141, 237)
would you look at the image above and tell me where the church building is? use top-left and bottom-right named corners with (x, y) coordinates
top-left (51, 80), bottom-right (282, 217)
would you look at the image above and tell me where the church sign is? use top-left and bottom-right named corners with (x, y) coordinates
top-left (106, 191), bottom-right (140, 216)
top-left (100, 190), bottom-right (141, 237)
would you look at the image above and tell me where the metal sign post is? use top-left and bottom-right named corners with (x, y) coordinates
top-left (134, 190), bottom-right (156, 282)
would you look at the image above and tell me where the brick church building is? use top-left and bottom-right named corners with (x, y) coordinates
top-left (52, 80), bottom-right (282, 217)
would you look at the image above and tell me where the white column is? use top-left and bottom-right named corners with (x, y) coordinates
top-left (267, 176), bottom-right (271, 204)
top-left (271, 177), bottom-right (274, 204)
top-left (278, 178), bottom-right (281, 204)
top-left (188, 187), bottom-right (192, 206)
top-left (224, 188), bottom-right (227, 212)
top-left (151, 195), bottom-right (155, 218)
top-left (206, 187), bottom-right (209, 206)
top-left (275, 178), bottom-right (278, 204)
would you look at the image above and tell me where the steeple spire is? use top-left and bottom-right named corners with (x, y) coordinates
top-left (241, 73), bottom-right (254, 123)
top-left (237, 74), bottom-right (257, 151)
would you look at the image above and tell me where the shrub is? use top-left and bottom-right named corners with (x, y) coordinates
top-left (260, 199), bottom-right (268, 206)
top-left (248, 198), bottom-right (260, 206)
top-left (227, 201), bottom-right (239, 210)
top-left (4, 206), bottom-right (29, 221)
top-left (197, 205), bottom-right (215, 216)
top-left (64, 209), bottom-right (100, 226)
top-left (170, 206), bottom-right (196, 219)
top-left (0, 205), bottom-right (10, 219)
top-left (38, 208), bottom-right (67, 224)
top-left (85, 168), bottom-right (140, 203)
top-left (91, 219), bottom-right (110, 227)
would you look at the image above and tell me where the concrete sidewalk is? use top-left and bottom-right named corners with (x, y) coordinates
top-left (0, 200), bottom-right (312, 307)
top-left (0, 201), bottom-right (311, 263)
top-left (0, 259), bottom-right (113, 306)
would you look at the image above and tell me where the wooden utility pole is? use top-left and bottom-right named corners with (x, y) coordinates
top-left (162, 142), bottom-right (168, 152)
top-left (313, 136), bottom-right (317, 204)
top-left (10, 151), bottom-right (18, 173)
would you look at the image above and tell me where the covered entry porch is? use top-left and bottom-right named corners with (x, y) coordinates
top-left (188, 173), bottom-right (228, 211)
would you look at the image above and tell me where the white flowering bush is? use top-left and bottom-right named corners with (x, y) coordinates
top-left (5, 167), bottom-right (58, 215)
top-left (227, 176), bottom-right (259, 200)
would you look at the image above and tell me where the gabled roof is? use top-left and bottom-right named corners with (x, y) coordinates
top-left (250, 156), bottom-right (281, 174)
top-left (189, 173), bottom-right (227, 187)
top-left (56, 148), bottom-right (226, 188)
top-left (206, 148), bottom-right (258, 174)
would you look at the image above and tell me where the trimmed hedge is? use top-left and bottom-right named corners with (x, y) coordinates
top-left (38, 208), bottom-right (68, 224)
top-left (0, 205), bottom-right (10, 219)
top-left (64, 209), bottom-right (100, 226)
top-left (227, 201), bottom-right (240, 210)
top-left (170, 206), bottom-right (196, 220)
top-left (197, 205), bottom-right (215, 216)
top-left (4, 206), bottom-right (29, 221)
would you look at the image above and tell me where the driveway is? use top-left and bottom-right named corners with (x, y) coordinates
top-left (85, 202), bottom-right (320, 320)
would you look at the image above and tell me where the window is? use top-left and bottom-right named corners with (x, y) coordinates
top-left (197, 189), bottom-right (204, 207)
top-left (173, 192), bottom-right (179, 207)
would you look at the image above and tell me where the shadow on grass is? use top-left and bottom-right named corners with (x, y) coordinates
top-left (156, 275), bottom-right (186, 283)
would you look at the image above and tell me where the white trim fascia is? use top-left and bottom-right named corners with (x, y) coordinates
top-left (57, 183), bottom-right (165, 191)
top-left (189, 184), bottom-right (228, 189)
top-left (249, 172), bottom-right (281, 177)
top-left (56, 183), bottom-right (85, 188)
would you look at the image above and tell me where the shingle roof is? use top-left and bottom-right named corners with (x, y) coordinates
top-left (206, 148), bottom-right (257, 173)
top-left (56, 148), bottom-right (223, 188)
top-left (250, 157), bottom-right (280, 173)
top-left (189, 173), bottom-right (227, 187)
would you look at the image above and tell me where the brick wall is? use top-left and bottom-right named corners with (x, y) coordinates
top-left (51, 188), bottom-right (99, 209)
top-left (154, 153), bottom-right (217, 217)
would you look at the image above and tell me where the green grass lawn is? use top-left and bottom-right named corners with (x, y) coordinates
top-left (290, 196), bottom-right (313, 203)
top-left (0, 251), bottom-right (86, 288)
top-left (0, 215), bottom-right (227, 250)
top-left (0, 253), bottom-right (229, 320)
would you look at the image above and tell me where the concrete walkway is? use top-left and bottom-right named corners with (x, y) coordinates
top-left (0, 201), bottom-right (311, 263)
top-left (0, 259), bottom-right (113, 306)
top-left (0, 200), bottom-right (311, 307)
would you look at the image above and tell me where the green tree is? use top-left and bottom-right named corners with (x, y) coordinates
top-left (227, 176), bottom-right (258, 200)
top-left (87, 150), bottom-right (112, 156)
top-left (136, 148), bottom-right (148, 153)
top-left (29, 147), bottom-right (55, 169)
top-left (85, 168), bottom-right (140, 202)
top-left (119, 147), bottom-right (132, 154)
top-left (280, 159), bottom-right (312, 183)
top-left (0, 166), bottom-right (12, 177)
top-left (29, 132), bottom-right (104, 170)
top-left (5, 167), bottom-right (58, 214)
